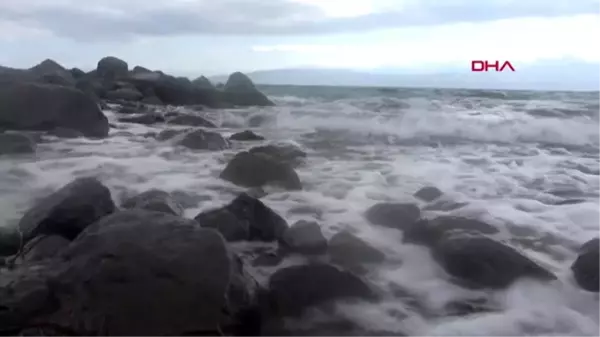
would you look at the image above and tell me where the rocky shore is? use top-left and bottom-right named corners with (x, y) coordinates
top-left (0, 57), bottom-right (598, 336)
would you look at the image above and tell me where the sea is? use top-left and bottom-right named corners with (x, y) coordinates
top-left (0, 85), bottom-right (599, 335)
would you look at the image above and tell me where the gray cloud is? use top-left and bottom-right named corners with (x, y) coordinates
top-left (1, 0), bottom-right (598, 41)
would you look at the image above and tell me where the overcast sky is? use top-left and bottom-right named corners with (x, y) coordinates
top-left (0, 0), bottom-right (598, 76)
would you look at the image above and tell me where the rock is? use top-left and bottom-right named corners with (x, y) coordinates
top-left (414, 186), bottom-right (443, 202)
top-left (49, 127), bottom-right (83, 139)
top-left (248, 114), bottom-right (272, 127)
top-left (195, 193), bottom-right (288, 242)
top-left (70, 68), bottom-right (86, 79)
top-left (223, 72), bottom-right (274, 107)
top-left (167, 114), bottom-right (217, 128)
top-left (192, 76), bottom-right (215, 89)
top-left (175, 129), bottom-right (230, 151)
top-left (248, 144), bottom-right (307, 168)
top-left (0, 82), bottom-right (110, 138)
top-left (0, 226), bottom-right (20, 257)
top-left (571, 238), bottom-right (599, 292)
top-left (75, 78), bottom-right (104, 101)
top-left (105, 87), bottom-right (143, 101)
top-left (132, 66), bottom-right (152, 74)
top-left (118, 113), bottom-right (165, 125)
top-left (20, 235), bottom-right (70, 262)
top-left (97, 56), bottom-right (129, 81)
top-left (328, 231), bottom-right (385, 272)
top-left (37, 72), bottom-right (75, 87)
top-left (121, 189), bottom-right (184, 216)
top-left (18, 177), bottom-right (115, 242)
top-left (403, 216), bottom-right (500, 247)
top-left (432, 234), bottom-right (556, 289)
top-left (29, 59), bottom-right (66, 76)
top-left (127, 72), bottom-right (222, 107)
top-left (141, 95), bottom-right (163, 105)
top-left (364, 202), bottom-right (421, 230)
top-left (0, 132), bottom-right (36, 155)
top-left (230, 130), bottom-right (265, 141)
top-left (220, 151), bottom-right (302, 190)
top-left (281, 220), bottom-right (328, 255)
top-left (45, 210), bottom-right (231, 335)
top-left (422, 199), bottom-right (469, 212)
top-left (156, 128), bottom-right (189, 141)
top-left (116, 105), bottom-right (146, 114)
top-left (265, 263), bottom-right (377, 317)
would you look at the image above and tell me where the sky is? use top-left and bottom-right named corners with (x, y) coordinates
top-left (0, 0), bottom-right (599, 77)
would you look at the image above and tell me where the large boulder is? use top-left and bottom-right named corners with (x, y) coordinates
top-left (223, 72), bottom-right (274, 107)
top-left (97, 56), bottom-right (129, 81)
top-left (220, 151), bottom-right (302, 190)
top-left (29, 59), bottom-right (66, 76)
top-left (192, 75), bottom-right (215, 89)
top-left (432, 234), bottom-right (556, 289)
top-left (571, 238), bottom-right (599, 292)
top-left (20, 234), bottom-right (70, 263)
top-left (121, 189), bottom-right (184, 216)
top-left (28, 59), bottom-right (75, 87)
top-left (0, 82), bottom-right (110, 138)
top-left (0, 132), bottom-right (36, 155)
top-left (0, 226), bottom-right (20, 257)
top-left (105, 87), bottom-right (143, 101)
top-left (248, 143), bottom-right (307, 168)
top-left (18, 177), bottom-right (115, 242)
top-left (194, 193), bottom-right (288, 242)
top-left (43, 210), bottom-right (232, 335)
top-left (265, 263), bottom-right (377, 317)
top-left (175, 129), bottom-right (230, 151)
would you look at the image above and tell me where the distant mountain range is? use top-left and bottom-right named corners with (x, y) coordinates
top-left (210, 60), bottom-right (599, 91)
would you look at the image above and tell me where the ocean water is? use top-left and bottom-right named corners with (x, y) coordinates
top-left (1, 85), bottom-right (599, 335)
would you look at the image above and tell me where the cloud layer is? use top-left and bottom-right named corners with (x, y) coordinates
top-left (1, 0), bottom-right (598, 40)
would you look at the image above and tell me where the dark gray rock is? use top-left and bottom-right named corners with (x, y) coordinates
top-left (195, 193), bottom-right (288, 242)
top-left (192, 76), bottom-right (215, 89)
top-left (0, 226), bottom-right (20, 257)
top-left (265, 263), bottom-right (377, 317)
top-left (0, 82), bottom-right (110, 138)
top-left (223, 72), bottom-right (274, 107)
top-left (49, 127), bottom-right (83, 139)
top-left (281, 220), bottom-right (328, 255)
top-left (18, 177), bottom-right (115, 242)
top-left (121, 189), bottom-right (184, 216)
top-left (248, 144), bottom-right (307, 168)
top-left (571, 238), bottom-right (599, 292)
top-left (132, 66), bottom-right (152, 74)
top-left (365, 202), bottom-right (421, 230)
top-left (44, 210), bottom-right (231, 335)
top-left (97, 56), bottom-right (129, 81)
top-left (230, 130), bottom-right (265, 141)
top-left (403, 216), bottom-right (500, 247)
top-left (0, 132), bottom-right (36, 155)
top-left (141, 95), bottom-right (163, 105)
top-left (116, 105), bottom-right (146, 114)
top-left (175, 129), bottom-right (229, 151)
top-left (75, 77), bottom-right (105, 101)
top-left (37, 72), bottom-right (75, 87)
top-left (414, 186), bottom-right (443, 202)
top-left (29, 59), bottom-right (66, 76)
top-left (329, 231), bottom-right (385, 272)
top-left (20, 235), bottom-right (70, 262)
top-left (70, 68), bottom-right (86, 79)
top-left (433, 234), bottom-right (557, 289)
top-left (167, 114), bottom-right (217, 128)
top-left (105, 87), bottom-right (143, 101)
top-left (156, 128), bottom-right (190, 141)
top-left (118, 113), bottom-right (165, 125)
top-left (220, 151), bottom-right (302, 190)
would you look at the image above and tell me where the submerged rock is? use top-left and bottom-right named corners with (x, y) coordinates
top-left (328, 231), bottom-right (386, 272)
top-left (230, 130), bottom-right (265, 141)
top-left (432, 234), bottom-right (557, 289)
top-left (0, 82), bottom-right (110, 138)
top-left (195, 193), bottom-right (288, 242)
top-left (220, 151), bottom-right (302, 190)
top-left (403, 216), bottom-right (500, 247)
top-left (0, 132), bottom-right (36, 155)
top-left (248, 144), bottom-right (307, 168)
top-left (571, 238), bottom-right (599, 292)
top-left (365, 202), bottom-right (421, 230)
top-left (175, 129), bottom-right (230, 151)
top-left (280, 220), bottom-right (328, 255)
top-left (121, 189), bottom-right (184, 216)
top-left (265, 263), bottom-right (377, 317)
top-left (414, 186), bottom-right (443, 202)
top-left (18, 177), bottom-right (115, 242)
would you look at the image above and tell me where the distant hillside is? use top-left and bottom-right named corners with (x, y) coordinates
top-left (210, 61), bottom-right (599, 91)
